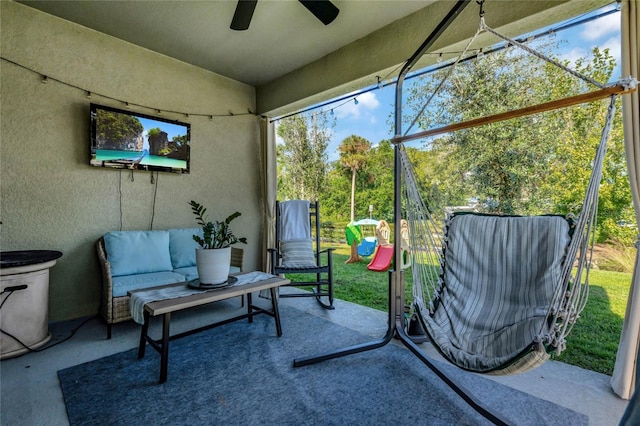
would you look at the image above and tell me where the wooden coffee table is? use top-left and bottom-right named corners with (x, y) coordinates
top-left (129, 273), bottom-right (289, 383)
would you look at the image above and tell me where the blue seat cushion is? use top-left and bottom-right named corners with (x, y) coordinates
top-left (173, 266), bottom-right (199, 282)
top-left (104, 230), bottom-right (173, 277)
top-left (112, 271), bottom-right (186, 297)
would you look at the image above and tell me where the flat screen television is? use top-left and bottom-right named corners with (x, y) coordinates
top-left (90, 103), bottom-right (190, 174)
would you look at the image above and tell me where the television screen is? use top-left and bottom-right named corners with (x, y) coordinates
top-left (90, 103), bottom-right (190, 174)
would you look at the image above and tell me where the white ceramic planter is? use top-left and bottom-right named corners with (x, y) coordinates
top-left (196, 247), bottom-right (231, 284)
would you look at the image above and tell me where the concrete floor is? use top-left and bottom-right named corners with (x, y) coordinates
top-left (0, 288), bottom-right (631, 425)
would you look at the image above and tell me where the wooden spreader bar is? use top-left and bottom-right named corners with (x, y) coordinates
top-left (392, 83), bottom-right (636, 145)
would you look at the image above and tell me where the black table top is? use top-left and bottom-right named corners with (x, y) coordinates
top-left (0, 250), bottom-right (63, 268)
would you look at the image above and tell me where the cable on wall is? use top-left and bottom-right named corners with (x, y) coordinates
top-left (119, 170), bottom-right (123, 231)
top-left (149, 172), bottom-right (159, 230)
top-left (117, 169), bottom-right (161, 231)
top-left (0, 56), bottom-right (255, 119)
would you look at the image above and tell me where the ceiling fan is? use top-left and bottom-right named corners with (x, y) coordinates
top-left (231, 0), bottom-right (340, 31)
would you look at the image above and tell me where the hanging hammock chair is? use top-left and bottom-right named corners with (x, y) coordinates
top-left (399, 9), bottom-right (637, 375)
top-left (295, 1), bottom-right (637, 423)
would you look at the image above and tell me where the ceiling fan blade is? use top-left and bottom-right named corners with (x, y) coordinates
top-left (298, 0), bottom-right (339, 25)
top-left (230, 0), bottom-right (258, 31)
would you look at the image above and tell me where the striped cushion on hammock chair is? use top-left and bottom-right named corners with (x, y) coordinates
top-left (422, 213), bottom-right (572, 375)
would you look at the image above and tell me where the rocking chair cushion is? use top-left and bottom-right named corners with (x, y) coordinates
top-left (281, 239), bottom-right (317, 268)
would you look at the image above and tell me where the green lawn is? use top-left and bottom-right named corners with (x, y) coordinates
top-left (554, 269), bottom-right (631, 374)
top-left (290, 243), bottom-right (632, 376)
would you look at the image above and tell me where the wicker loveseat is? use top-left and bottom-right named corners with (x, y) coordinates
top-left (97, 228), bottom-right (243, 338)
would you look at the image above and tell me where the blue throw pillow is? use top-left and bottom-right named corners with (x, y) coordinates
top-left (104, 230), bottom-right (173, 277)
top-left (169, 228), bottom-right (203, 268)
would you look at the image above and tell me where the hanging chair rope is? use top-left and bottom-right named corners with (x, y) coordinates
top-left (548, 94), bottom-right (618, 352)
top-left (404, 21), bottom-right (484, 137)
top-left (400, 8), bottom-right (638, 374)
top-left (394, 13), bottom-right (637, 146)
top-left (400, 145), bottom-right (446, 311)
top-left (479, 17), bottom-right (606, 90)
top-left (392, 83), bottom-right (634, 144)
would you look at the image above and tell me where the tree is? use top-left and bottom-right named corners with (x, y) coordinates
top-left (277, 112), bottom-right (334, 201)
top-left (95, 110), bottom-right (143, 150)
top-left (409, 46), bottom-right (567, 214)
top-left (339, 135), bottom-right (372, 221)
top-left (320, 165), bottom-right (353, 223)
top-left (320, 142), bottom-right (394, 223)
top-left (356, 140), bottom-right (395, 221)
top-left (402, 42), bottom-right (631, 241)
top-left (338, 135), bottom-right (371, 263)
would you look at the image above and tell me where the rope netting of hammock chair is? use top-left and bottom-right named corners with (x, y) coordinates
top-left (397, 15), bottom-right (638, 374)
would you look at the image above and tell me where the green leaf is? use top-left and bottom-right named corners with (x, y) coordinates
top-left (189, 201), bottom-right (247, 249)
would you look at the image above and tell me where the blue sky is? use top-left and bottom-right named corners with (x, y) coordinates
top-left (280, 3), bottom-right (622, 162)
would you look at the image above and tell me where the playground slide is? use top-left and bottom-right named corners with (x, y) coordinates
top-left (367, 245), bottom-right (394, 272)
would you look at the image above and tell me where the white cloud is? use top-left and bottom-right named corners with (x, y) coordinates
top-left (580, 13), bottom-right (620, 42)
top-left (335, 101), bottom-right (360, 119)
top-left (600, 36), bottom-right (622, 63)
top-left (357, 92), bottom-right (380, 110)
top-left (335, 92), bottom-right (380, 120)
top-left (558, 46), bottom-right (588, 66)
top-left (558, 33), bottom-right (620, 66)
top-left (557, 35), bottom-right (621, 80)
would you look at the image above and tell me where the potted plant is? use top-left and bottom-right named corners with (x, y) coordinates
top-left (190, 200), bottom-right (247, 285)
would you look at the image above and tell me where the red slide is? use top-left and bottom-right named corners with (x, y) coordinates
top-left (367, 245), bottom-right (394, 272)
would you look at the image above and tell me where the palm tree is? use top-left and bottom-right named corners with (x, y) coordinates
top-left (338, 135), bottom-right (371, 263)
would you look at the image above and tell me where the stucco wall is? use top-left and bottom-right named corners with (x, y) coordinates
top-left (1, 2), bottom-right (262, 321)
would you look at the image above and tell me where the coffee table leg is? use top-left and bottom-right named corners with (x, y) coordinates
top-left (270, 287), bottom-right (282, 337)
top-left (247, 292), bottom-right (253, 323)
top-left (159, 312), bottom-right (171, 384)
top-left (138, 311), bottom-right (149, 359)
